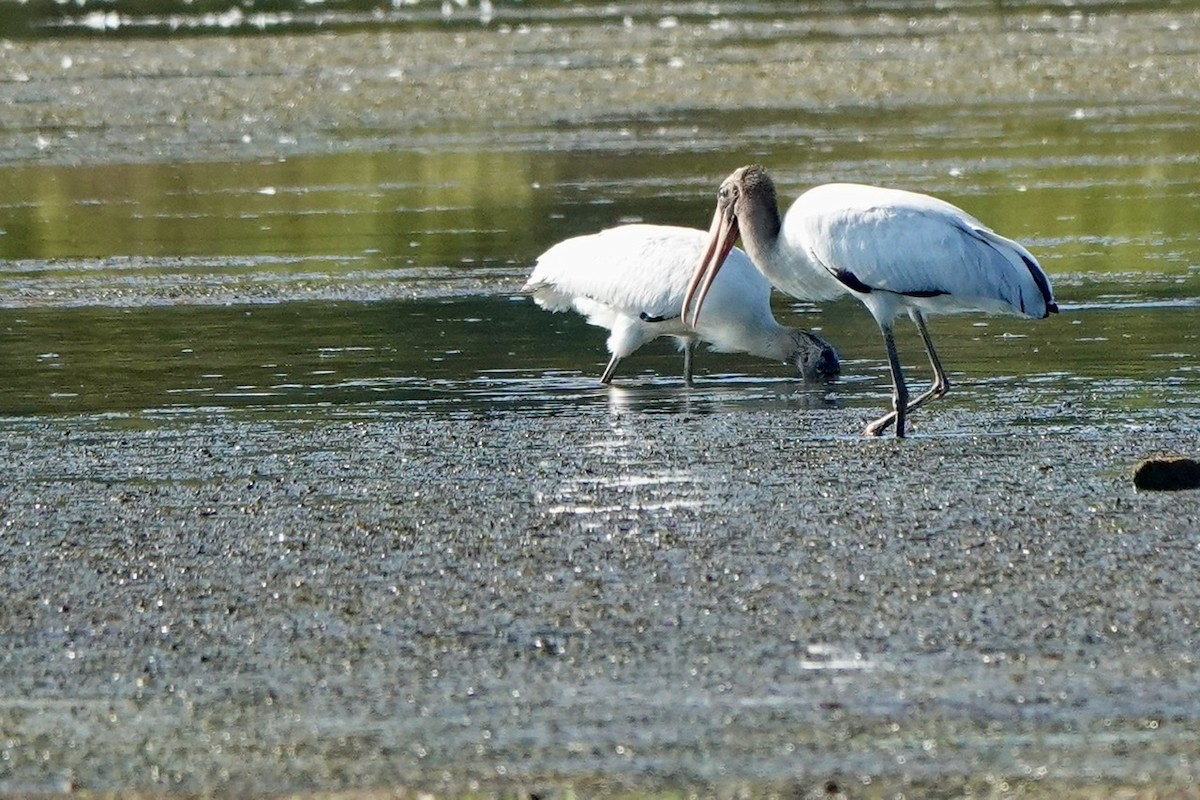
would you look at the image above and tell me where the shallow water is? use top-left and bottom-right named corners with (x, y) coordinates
top-left (2, 287), bottom-right (1199, 429)
top-left (2, 99), bottom-right (1199, 426)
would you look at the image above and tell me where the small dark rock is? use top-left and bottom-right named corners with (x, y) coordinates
top-left (1132, 455), bottom-right (1200, 491)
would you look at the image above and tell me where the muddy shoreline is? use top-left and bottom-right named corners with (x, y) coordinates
top-left (3, 7), bottom-right (1199, 168)
top-left (3, 406), bottom-right (1200, 796)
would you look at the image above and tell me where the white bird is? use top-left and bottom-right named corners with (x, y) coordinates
top-left (682, 165), bottom-right (1058, 437)
top-left (524, 224), bottom-right (840, 384)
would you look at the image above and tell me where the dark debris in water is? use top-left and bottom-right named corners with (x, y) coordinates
top-left (1133, 454), bottom-right (1200, 492)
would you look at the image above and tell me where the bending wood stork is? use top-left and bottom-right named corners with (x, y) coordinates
top-left (682, 165), bottom-right (1058, 437)
top-left (524, 224), bottom-right (840, 384)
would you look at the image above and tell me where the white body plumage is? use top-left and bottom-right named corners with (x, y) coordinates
top-left (684, 166), bottom-right (1057, 436)
top-left (524, 224), bottom-right (838, 383)
top-left (769, 182), bottom-right (1056, 324)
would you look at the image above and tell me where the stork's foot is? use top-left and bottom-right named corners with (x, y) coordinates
top-left (863, 380), bottom-right (949, 436)
top-left (863, 416), bottom-right (889, 437)
top-left (863, 412), bottom-right (905, 438)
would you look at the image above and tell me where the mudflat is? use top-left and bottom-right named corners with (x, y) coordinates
top-left (3, 405), bottom-right (1200, 796)
top-left (2, 7), bottom-right (1198, 167)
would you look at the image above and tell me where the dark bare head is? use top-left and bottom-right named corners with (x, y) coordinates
top-left (725, 164), bottom-right (779, 221)
top-left (682, 165), bottom-right (784, 328)
top-left (788, 328), bottom-right (841, 382)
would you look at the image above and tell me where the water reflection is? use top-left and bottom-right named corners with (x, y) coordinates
top-left (539, 419), bottom-right (714, 526)
top-left (2, 2), bottom-right (1199, 431)
top-left (0, 150), bottom-right (552, 265)
top-left (3, 98), bottom-right (1199, 282)
top-left (1, 287), bottom-right (1197, 430)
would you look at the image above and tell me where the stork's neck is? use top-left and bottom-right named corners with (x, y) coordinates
top-left (757, 324), bottom-right (800, 363)
top-left (740, 199), bottom-right (844, 303)
top-left (702, 314), bottom-right (807, 371)
top-left (738, 197), bottom-right (803, 295)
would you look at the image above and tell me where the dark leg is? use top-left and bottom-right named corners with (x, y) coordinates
top-left (867, 310), bottom-right (950, 434)
top-left (600, 354), bottom-right (620, 384)
top-left (910, 309), bottom-right (950, 404)
top-left (682, 340), bottom-right (695, 386)
top-left (864, 323), bottom-right (909, 437)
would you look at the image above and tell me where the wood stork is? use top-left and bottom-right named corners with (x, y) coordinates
top-left (682, 165), bottom-right (1058, 437)
top-left (524, 224), bottom-right (840, 384)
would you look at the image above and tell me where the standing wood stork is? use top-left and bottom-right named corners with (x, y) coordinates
top-left (682, 165), bottom-right (1058, 437)
top-left (524, 224), bottom-right (840, 384)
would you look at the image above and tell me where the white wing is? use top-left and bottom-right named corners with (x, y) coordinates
top-left (789, 183), bottom-right (1055, 318)
top-left (525, 224), bottom-right (774, 324)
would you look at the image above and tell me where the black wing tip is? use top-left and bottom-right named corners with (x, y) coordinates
top-left (1019, 252), bottom-right (1058, 316)
top-left (833, 268), bottom-right (873, 295)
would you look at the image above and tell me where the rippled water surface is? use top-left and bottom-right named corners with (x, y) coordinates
top-left (2, 93), bottom-right (1198, 427)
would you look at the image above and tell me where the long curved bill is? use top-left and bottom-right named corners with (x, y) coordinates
top-left (681, 203), bottom-right (740, 329)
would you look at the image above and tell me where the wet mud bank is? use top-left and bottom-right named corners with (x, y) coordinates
top-left (2, 406), bottom-right (1200, 796)
top-left (3, 5), bottom-right (1199, 167)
